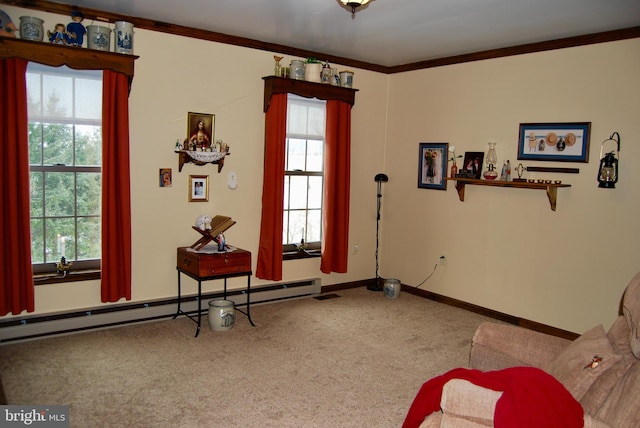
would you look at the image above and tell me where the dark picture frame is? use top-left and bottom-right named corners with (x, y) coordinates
top-left (189, 175), bottom-right (209, 202)
top-left (418, 143), bottom-right (448, 190)
top-left (461, 152), bottom-right (484, 179)
top-left (186, 112), bottom-right (215, 150)
top-left (517, 122), bottom-right (591, 163)
top-left (159, 168), bottom-right (172, 187)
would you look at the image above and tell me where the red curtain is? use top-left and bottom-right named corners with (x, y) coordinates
top-left (321, 100), bottom-right (351, 274)
top-left (256, 93), bottom-right (288, 280)
top-left (0, 58), bottom-right (35, 316)
top-left (101, 70), bottom-right (132, 302)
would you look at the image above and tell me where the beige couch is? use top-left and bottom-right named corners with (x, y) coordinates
top-left (420, 272), bottom-right (640, 428)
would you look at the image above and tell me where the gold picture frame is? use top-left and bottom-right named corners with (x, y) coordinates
top-left (189, 175), bottom-right (209, 202)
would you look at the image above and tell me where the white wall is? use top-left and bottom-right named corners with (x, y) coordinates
top-left (383, 39), bottom-right (640, 333)
top-left (2, 6), bottom-right (389, 316)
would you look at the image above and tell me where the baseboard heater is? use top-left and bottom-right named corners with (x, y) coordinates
top-left (0, 278), bottom-right (321, 344)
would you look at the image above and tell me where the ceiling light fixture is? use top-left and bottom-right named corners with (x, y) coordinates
top-left (340, 0), bottom-right (371, 18)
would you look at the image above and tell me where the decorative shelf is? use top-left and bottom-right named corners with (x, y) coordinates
top-left (177, 150), bottom-right (228, 172)
top-left (444, 178), bottom-right (571, 211)
top-left (262, 75), bottom-right (358, 112)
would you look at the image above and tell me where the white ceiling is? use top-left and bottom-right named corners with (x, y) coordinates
top-left (47, 0), bottom-right (640, 67)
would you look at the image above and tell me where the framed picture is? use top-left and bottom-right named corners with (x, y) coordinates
top-left (517, 122), bottom-right (591, 162)
top-left (418, 143), bottom-right (448, 190)
top-left (186, 112), bottom-right (215, 150)
top-left (461, 152), bottom-right (484, 179)
top-left (159, 168), bottom-right (172, 187)
top-left (189, 175), bottom-right (209, 202)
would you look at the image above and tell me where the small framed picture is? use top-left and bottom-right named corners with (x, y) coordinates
top-left (418, 143), bottom-right (448, 190)
top-left (517, 122), bottom-right (591, 162)
top-left (189, 175), bottom-right (209, 202)
top-left (186, 112), bottom-right (215, 151)
top-left (159, 168), bottom-right (172, 187)
top-left (461, 152), bottom-right (484, 179)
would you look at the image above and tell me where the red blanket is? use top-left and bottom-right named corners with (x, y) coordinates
top-left (403, 367), bottom-right (583, 428)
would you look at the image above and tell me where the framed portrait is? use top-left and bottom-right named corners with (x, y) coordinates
top-left (189, 175), bottom-right (209, 202)
top-left (159, 168), bottom-right (172, 187)
top-left (418, 143), bottom-right (448, 190)
top-left (186, 112), bottom-right (215, 150)
top-left (461, 152), bottom-right (484, 179)
top-left (517, 122), bottom-right (591, 162)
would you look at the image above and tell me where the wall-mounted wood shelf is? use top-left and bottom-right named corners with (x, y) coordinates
top-left (444, 178), bottom-right (571, 211)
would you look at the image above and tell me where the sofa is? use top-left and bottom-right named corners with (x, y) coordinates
top-left (412, 271), bottom-right (640, 428)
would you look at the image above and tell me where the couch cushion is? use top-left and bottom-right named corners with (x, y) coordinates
top-left (622, 272), bottom-right (640, 359)
top-left (543, 325), bottom-right (622, 401)
top-left (594, 362), bottom-right (640, 428)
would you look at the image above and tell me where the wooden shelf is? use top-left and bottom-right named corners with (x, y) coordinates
top-left (444, 178), bottom-right (571, 211)
top-left (262, 75), bottom-right (358, 112)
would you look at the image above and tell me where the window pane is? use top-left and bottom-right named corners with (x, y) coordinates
top-left (288, 102), bottom-right (308, 135)
top-left (308, 176), bottom-right (322, 209)
top-left (76, 173), bottom-right (101, 216)
top-left (307, 104), bottom-right (325, 136)
top-left (75, 79), bottom-right (102, 120)
top-left (43, 123), bottom-right (73, 165)
top-left (30, 219), bottom-right (44, 263)
top-left (289, 176), bottom-right (308, 209)
top-left (30, 171), bottom-right (43, 217)
top-left (45, 217), bottom-right (76, 262)
top-left (283, 176), bottom-right (290, 210)
top-left (28, 123), bottom-right (43, 165)
top-left (287, 210), bottom-right (306, 245)
top-left (307, 140), bottom-right (323, 171)
top-left (286, 138), bottom-right (306, 171)
top-left (43, 74), bottom-right (73, 118)
top-left (44, 172), bottom-right (75, 216)
top-left (75, 125), bottom-right (102, 166)
top-left (307, 209), bottom-right (322, 242)
top-left (77, 217), bottom-right (101, 260)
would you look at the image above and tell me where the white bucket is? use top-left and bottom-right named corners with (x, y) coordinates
top-left (383, 278), bottom-right (401, 298)
top-left (19, 16), bottom-right (44, 42)
top-left (113, 21), bottom-right (134, 54)
top-left (304, 63), bottom-right (322, 83)
top-left (339, 70), bottom-right (354, 88)
top-left (208, 299), bottom-right (236, 331)
top-left (87, 25), bottom-right (111, 51)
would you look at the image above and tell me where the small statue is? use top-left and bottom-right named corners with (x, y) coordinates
top-left (48, 23), bottom-right (68, 45)
top-left (66, 11), bottom-right (86, 46)
top-left (56, 256), bottom-right (73, 274)
top-left (0, 10), bottom-right (17, 38)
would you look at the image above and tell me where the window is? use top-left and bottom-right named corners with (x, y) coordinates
top-left (283, 94), bottom-right (326, 254)
top-left (26, 63), bottom-right (103, 274)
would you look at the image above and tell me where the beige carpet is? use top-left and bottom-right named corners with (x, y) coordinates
top-left (0, 287), bottom-right (498, 427)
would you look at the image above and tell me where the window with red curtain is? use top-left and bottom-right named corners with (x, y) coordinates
top-left (0, 41), bottom-right (136, 314)
top-left (257, 79), bottom-right (356, 281)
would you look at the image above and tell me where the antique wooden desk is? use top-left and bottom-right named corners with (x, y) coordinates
top-left (174, 246), bottom-right (254, 337)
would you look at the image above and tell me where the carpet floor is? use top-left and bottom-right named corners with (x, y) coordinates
top-left (0, 287), bottom-right (499, 427)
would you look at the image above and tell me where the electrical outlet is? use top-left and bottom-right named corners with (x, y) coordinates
top-left (439, 254), bottom-right (447, 266)
top-left (353, 245), bottom-right (359, 254)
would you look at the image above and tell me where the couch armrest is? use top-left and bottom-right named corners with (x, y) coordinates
top-left (470, 322), bottom-right (571, 371)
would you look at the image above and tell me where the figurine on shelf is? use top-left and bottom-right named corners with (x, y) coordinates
top-left (216, 233), bottom-right (226, 252)
top-left (0, 10), bottom-right (17, 37)
top-left (48, 23), bottom-right (69, 45)
top-left (66, 11), bottom-right (86, 47)
top-left (174, 139), bottom-right (182, 152)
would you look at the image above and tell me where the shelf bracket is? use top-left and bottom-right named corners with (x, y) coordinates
top-left (546, 186), bottom-right (558, 211)
top-left (454, 181), bottom-right (466, 202)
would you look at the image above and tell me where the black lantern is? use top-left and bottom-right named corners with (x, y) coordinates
top-left (597, 132), bottom-right (620, 189)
